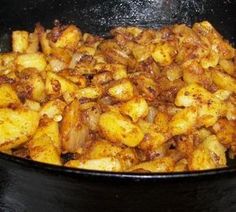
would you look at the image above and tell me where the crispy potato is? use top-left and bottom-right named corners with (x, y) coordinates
top-left (16, 53), bottom-right (47, 72)
top-left (40, 99), bottom-right (66, 120)
top-left (108, 79), bottom-right (134, 101)
top-left (212, 70), bottom-right (236, 93)
top-left (0, 84), bottom-right (20, 107)
top-left (26, 31), bottom-right (39, 53)
top-left (33, 120), bottom-right (61, 153)
top-left (76, 86), bottom-right (103, 100)
top-left (65, 157), bottom-right (121, 171)
top-left (29, 135), bottom-right (61, 165)
top-left (99, 111), bottom-right (144, 147)
top-left (45, 71), bottom-right (79, 101)
top-left (0, 108), bottom-right (39, 150)
top-left (120, 97), bottom-right (148, 122)
top-left (50, 25), bottom-right (82, 50)
top-left (152, 42), bottom-right (176, 66)
top-left (169, 107), bottom-right (197, 136)
top-left (129, 157), bottom-right (174, 172)
top-left (12, 31), bottom-right (29, 53)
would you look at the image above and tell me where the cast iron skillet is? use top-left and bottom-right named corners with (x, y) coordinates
top-left (0, 0), bottom-right (236, 211)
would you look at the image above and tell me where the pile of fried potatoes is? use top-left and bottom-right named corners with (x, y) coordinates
top-left (0, 21), bottom-right (235, 172)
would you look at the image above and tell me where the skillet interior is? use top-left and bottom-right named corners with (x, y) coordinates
top-left (0, 0), bottom-right (235, 176)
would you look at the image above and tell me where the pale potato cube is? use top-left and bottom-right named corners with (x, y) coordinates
top-left (0, 84), bottom-right (20, 107)
top-left (202, 135), bottom-right (226, 166)
top-left (65, 157), bottom-right (121, 171)
top-left (33, 120), bottom-right (61, 153)
top-left (29, 135), bottom-right (61, 165)
top-left (189, 147), bottom-right (216, 171)
top-left (0, 108), bottom-right (39, 150)
top-left (200, 49), bottom-right (219, 69)
top-left (129, 157), bottom-right (174, 172)
top-left (26, 32), bottom-right (39, 53)
top-left (16, 53), bottom-right (47, 72)
top-left (0, 53), bottom-right (17, 73)
top-left (212, 70), bottom-right (236, 93)
top-left (108, 79), bottom-right (134, 101)
top-left (120, 97), bottom-right (149, 122)
top-left (23, 99), bottom-right (41, 112)
top-left (98, 111), bottom-right (144, 147)
top-left (219, 59), bottom-right (235, 76)
top-left (169, 107), bottom-right (197, 136)
top-left (39, 31), bottom-right (52, 55)
top-left (76, 86), bottom-right (103, 100)
top-left (83, 140), bottom-right (122, 159)
top-left (214, 89), bottom-right (232, 101)
top-left (45, 71), bottom-right (79, 100)
top-left (12, 31), bottom-right (29, 53)
top-left (112, 67), bottom-right (127, 80)
top-left (50, 25), bottom-right (82, 50)
top-left (166, 65), bottom-right (182, 81)
top-left (152, 42), bottom-right (176, 66)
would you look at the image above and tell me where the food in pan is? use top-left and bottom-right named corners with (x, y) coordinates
top-left (0, 21), bottom-right (235, 172)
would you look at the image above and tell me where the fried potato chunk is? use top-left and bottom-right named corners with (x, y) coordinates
top-left (99, 111), bottom-right (144, 147)
top-left (0, 84), bottom-right (20, 107)
top-left (0, 108), bottom-right (39, 151)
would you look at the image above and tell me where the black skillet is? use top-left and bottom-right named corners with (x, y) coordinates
top-left (0, 0), bottom-right (236, 211)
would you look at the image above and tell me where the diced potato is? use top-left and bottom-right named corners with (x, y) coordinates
top-left (29, 135), bottom-right (61, 165)
top-left (166, 65), bottom-right (182, 81)
top-left (213, 119), bottom-right (236, 145)
top-left (0, 84), bottom-right (20, 107)
top-left (82, 140), bottom-right (122, 159)
top-left (33, 120), bottom-right (61, 153)
top-left (65, 157), bottom-right (121, 171)
top-left (189, 135), bottom-right (226, 170)
top-left (112, 67), bottom-right (127, 80)
top-left (12, 31), bottom-right (29, 53)
top-left (76, 86), bottom-right (103, 100)
top-left (212, 70), bottom-right (236, 93)
top-left (16, 53), bottom-right (47, 72)
top-left (39, 31), bottom-right (52, 55)
top-left (0, 53), bottom-right (17, 73)
top-left (117, 148), bottom-right (139, 170)
top-left (175, 83), bottom-right (212, 107)
top-left (23, 99), bottom-right (41, 111)
top-left (40, 99), bottom-right (66, 120)
top-left (219, 59), bottom-right (235, 76)
top-left (202, 135), bottom-right (226, 166)
top-left (108, 79), bottom-right (134, 101)
top-left (131, 43), bottom-right (154, 62)
top-left (129, 157), bottom-right (174, 172)
top-left (51, 47), bottom-right (72, 64)
top-left (26, 31), bottom-right (39, 53)
top-left (120, 97), bottom-right (148, 122)
top-left (0, 108), bottom-right (39, 150)
top-left (50, 25), bottom-right (82, 50)
top-left (45, 71), bottom-right (79, 100)
top-left (200, 49), bottom-right (219, 69)
top-left (152, 42), bottom-right (176, 66)
top-left (189, 147), bottom-right (216, 171)
top-left (169, 107), bottom-right (197, 136)
top-left (16, 68), bottom-right (46, 102)
top-left (214, 89), bottom-right (232, 101)
top-left (98, 111), bottom-right (144, 147)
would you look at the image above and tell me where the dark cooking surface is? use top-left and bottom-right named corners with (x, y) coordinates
top-left (0, 0), bottom-right (236, 211)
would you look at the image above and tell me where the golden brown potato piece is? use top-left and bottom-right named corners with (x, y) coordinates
top-left (33, 120), bottom-right (61, 153)
top-left (129, 157), bottom-right (174, 172)
top-left (0, 84), bottom-right (20, 107)
top-left (120, 97), bottom-right (148, 122)
top-left (108, 79), bottom-right (134, 101)
top-left (65, 157), bottom-right (121, 171)
top-left (49, 25), bottom-right (82, 50)
top-left (29, 135), bottom-right (61, 165)
top-left (12, 31), bottom-right (29, 53)
top-left (99, 110), bottom-right (144, 147)
top-left (16, 53), bottom-right (47, 72)
top-left (0, 108), bottom-right (39, 151)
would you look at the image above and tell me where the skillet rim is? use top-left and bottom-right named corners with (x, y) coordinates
top-left (1, 152), bottom-right (236, 179)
